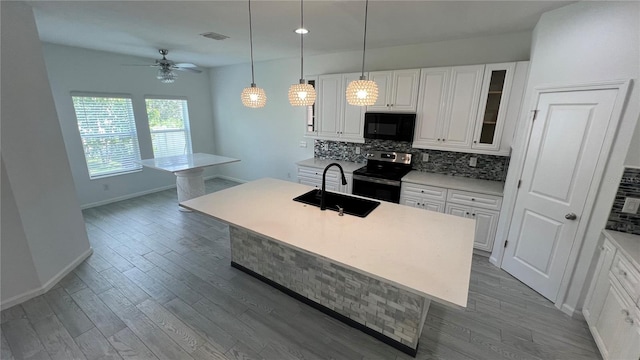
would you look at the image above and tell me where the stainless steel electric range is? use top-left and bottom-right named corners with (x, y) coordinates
top-left (352, 150), bottom-right (413, 203)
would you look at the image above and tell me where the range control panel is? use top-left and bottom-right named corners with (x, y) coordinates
top-left (364, 150), bottom-right (412, 164)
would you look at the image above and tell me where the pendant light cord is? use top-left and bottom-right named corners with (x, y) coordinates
top-left (300, 0), bottom-right (304, 81)
top-left (360, 0), bottom-right (369, 78)
top-left (248, 0), bottom-right (256, 85)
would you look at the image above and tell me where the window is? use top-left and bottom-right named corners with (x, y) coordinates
top-left (71, 94), bottom-right (142, 179)
top-left (145, 97), bottom-right (192, 157)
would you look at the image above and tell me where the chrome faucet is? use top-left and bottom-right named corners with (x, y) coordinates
top-left (320, 163), bottom-right (347, 211)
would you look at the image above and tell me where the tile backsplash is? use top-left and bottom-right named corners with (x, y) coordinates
top-left (314, 139), bottom-right (509, 182)
top-left (606, 167), bottom-right (640, 235)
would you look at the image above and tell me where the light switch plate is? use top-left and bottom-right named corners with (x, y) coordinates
top-left (299, 141), bottom-right (307, 148)
top-left (322, 144), bottom-right (328, 151)
top-left (355, 147), bottom-right (361, 155)
top-left (469, 157), bottom-right (477, 167)
top-left (422, 153), bottom-right (429, 162)
top-left (622, 197), bottom-right (640, 214)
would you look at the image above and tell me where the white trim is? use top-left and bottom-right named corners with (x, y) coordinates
top-left (214, 175), bottom-right (248, 184)
top-left (80, 175), bottom-right (220, 209)
top-left (561, 303), bottom-right (586, 321)
top-left (490, 79), bottom-right (631, 306)
top-left (624, 165), bottom-right (640, 170)
top-left (0, 248), bottom-right (93, 310)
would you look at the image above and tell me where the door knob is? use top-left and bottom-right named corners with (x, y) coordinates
top-left (565, 213), bottom-right (577, 220)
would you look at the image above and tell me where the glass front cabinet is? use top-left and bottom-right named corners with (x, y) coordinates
top-left (471, 63), bottom-right (515, 152)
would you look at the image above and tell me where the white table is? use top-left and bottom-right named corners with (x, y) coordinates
top-left (138, 153), bottom-right (239, 210)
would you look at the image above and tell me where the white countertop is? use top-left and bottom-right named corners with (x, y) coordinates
top-left (138, 153), bottom-right (239, 173)
top-left (296, 158), bottom-right (364, 173)
top-left (603, 230), bottom-right (640, 269)
top-left (402, 171), bottom-right (504, 196)
top-left (181, 178), bottom-right (475, 309)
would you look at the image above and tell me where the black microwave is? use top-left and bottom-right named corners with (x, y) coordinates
top-left (363, 113), bottom-right (416, 142)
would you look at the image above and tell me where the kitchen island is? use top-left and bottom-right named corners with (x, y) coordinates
top-left (181, 178), bottom-right (475, 356)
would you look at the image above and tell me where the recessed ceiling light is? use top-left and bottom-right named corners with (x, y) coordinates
top-left (294, 28), bottom-right (309, 34)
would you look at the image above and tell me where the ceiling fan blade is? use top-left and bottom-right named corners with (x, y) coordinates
top-left (174, 67), bottom-right (202, 74)
top-left (122, 64), bottom-right (159, 67)
top-left (174, 63), bottom-right (197, 68)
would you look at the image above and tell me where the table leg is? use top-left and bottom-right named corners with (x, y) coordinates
top-left (174, 168), bottom-right (205, 211)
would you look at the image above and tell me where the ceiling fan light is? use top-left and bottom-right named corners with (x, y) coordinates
top-left (346, 79), bottom-right (378, 106)
top-left (241, 84), bottom-right (267, 108)
top-left (288, 82), bottom-right (316, 106)
top-left (157, 68), bottom-right (177, 83)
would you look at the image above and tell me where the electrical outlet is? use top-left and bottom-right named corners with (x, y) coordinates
top-left (322, 144), bottom-right (328, 151)
top-left (355, 147), bottom-right (361, 155)
top-left (422, 153), bottom-right (429, 162)
top-left (299, 141), bottom-right (307, 148)
top-left (622, 197), bottom-right (640, 214)
top-left (469, 157), bottom-right (477, 167)
top-left (287, 172), bottom-right (291, 179)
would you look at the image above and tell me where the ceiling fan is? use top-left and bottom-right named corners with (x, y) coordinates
top-left (127, 49), bottom-right (202, 83)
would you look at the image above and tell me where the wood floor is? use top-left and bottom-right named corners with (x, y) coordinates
top-left (1, 178), bottom-right (602, 360)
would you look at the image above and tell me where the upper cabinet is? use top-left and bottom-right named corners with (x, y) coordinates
top-left (307, 73), bottom-right (365, 143)
top-left (366, 69), bottom-right (420, 112)
top-left (413, 61), bottom-right (529, 156)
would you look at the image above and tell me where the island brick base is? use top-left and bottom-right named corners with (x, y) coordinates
top-left (229, 225), bottom-right (430, 354)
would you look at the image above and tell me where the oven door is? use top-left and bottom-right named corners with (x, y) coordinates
top-left (352, 175), bottom-right (401, 203)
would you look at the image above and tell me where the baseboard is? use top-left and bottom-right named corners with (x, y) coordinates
top-left (213, 175), bottom-right (248, 184)
top-left (80, 175), bottom-right (224, 210)
top-left (1, 247), bottom-right (93, 310)
top-left (489, 256), bottom-right (499, 267)
top-left (560, 303), bottom-right (584, 320)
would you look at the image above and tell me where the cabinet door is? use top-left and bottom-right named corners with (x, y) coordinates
top-left (470, 207), bottom-right (499, 252)
top-left (298, 176), bottom-right (321, 189)
top-left (390, 69), bottom-right (420, 112)
top-left (472, 63), bottom-right (515, 152)
top-left (446, 203), bottom-right (471, 218)
top-left (593, 277), bottom-right (635, 360)
top-left (441, 65), bottom-right (484, 148)
top-left (340, 73), bottom-right (366, 141)
top-left (400, 195), bottom-right (422, 209)
top-left (583, 238), bottom-right (617, 324)
top-left (423, 200), bottom-right (445, 213)
top-left (342, 173), bottom-right (353, 195)
top-left (413, 67), bottom-right (449, 147)
top-left (367, 71), bottom-right (393, 111)
top-left (316, 74), bottom-right (342, 139)
top-left (305, 76), bottom-right (318, 137)
top-left (615, 306), bottom-right (640, 360)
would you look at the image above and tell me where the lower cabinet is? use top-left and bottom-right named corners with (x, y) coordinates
top-left (400, 182), bottom-right (502, 251)
top-left (297, 166), bottom-right (352, 194)
top-left (445, 203), bottom-right (499, 252)
top-left (583, 234), bottom-right (640, 360)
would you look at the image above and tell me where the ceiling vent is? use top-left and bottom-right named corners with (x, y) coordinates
top-left (200, 32), bottom-right (230, 41)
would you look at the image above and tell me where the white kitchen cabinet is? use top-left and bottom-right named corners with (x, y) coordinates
top-left (297, 166), bottom-right (352, 194)
top-left (367, 69), bottom-right (420, 112)
top-left (445, 203), bottom-right (500, 252)
top-left (305, 76), bottom-right (318, 138)
top-left (399, 183), bottom-right (447, 213)
top-left (583, 231), bottom-right (640, 360)
top-left (413, 62), bottom-right (529, 156)
top-left (312, 73), bottom-right (364, 143)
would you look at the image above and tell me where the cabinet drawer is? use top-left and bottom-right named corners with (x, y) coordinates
top-left (298, 167), bottom-right (340, 181)
top-left (401, 183), bottom-right (447, 201)
top-left (611, 252), bottom-right (640, 301)
top-left (447, 189), bottom-right (502, 210)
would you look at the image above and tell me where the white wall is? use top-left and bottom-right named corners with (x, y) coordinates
top-left (1, 1), bottom-right (91, 307)
top-left (209, 31), bottom-right (532, 182)
top-left (42, 44), bottom-right (217, 207)
top-left (500, 1), bottom-right (639, 314)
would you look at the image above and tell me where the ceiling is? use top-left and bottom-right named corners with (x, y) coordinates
top-left (28, 1), bottom-right (572, 68)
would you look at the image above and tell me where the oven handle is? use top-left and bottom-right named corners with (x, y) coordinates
top-left (352, 174), bottom-right (401, 187)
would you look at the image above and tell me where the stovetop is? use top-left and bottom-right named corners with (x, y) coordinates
top-left (353, 150), bottom-right (413, 181)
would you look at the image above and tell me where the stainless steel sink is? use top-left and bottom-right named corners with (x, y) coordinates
top-left (293, 189), bottom-right (380, 218)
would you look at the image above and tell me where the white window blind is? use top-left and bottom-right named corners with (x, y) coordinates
top-left (145, 98), bottom-right (192, 158)
top-left (71, 95), bottom-right (142, 179)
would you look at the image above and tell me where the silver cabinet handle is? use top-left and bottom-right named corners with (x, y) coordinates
top-left (620, 269), bottom-right (628, 277)
top-left (565, 213), bottom-right (577, 220)
top-left (600, 246), bottom-right (605, 251)
top-left (625, 317), bottom-right (634, 325)
top-left (622, 309), bottom-right (630, 316)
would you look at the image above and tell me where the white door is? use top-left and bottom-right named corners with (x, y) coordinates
top-left (441, 65), bottom-right (484, 148)
top-left (390, 69), bottom-right (420, 111)
top-left (502, 89), bottom-right (618, 301)
top-left (472, 208), bottom-right (500, 252)
top-left (367, 71), bottom-right (392, 111)
top-left (340, 73), bottom-right (365, 141)
top-left (413, 67), bottom-right (449, 147)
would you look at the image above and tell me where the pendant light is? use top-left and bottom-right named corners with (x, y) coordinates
top-left (241, 0), bottom-right (267, 108)
top-left (288, 0), bottom-right (316, 106)
top-left (346, 0), bottom-right (378, 106)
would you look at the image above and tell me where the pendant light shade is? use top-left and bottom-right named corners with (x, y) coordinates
top-left (241, 0), bottom-right (267, 108)
top-left (157, 67), bottom-right (177, 84)
top-left (346, 0), bottom-right (378, 106)
top-left (289, 0), bottom-right (316, 106)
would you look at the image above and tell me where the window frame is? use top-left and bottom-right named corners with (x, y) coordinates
top-left (70, 92), bottom-right (143, 180)
top-left (144, 95), bottom-right (193, 158)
